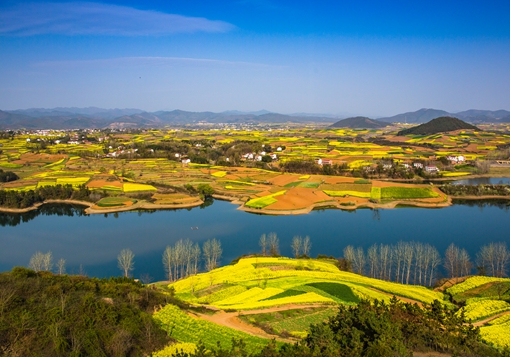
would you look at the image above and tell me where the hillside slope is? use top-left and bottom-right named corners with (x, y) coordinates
top-left (330, 116), bottom-right (388, 129)
top-left (397, 116), bottom-right (479, 136)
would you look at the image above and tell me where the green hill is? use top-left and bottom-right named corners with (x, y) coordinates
top-left (397, 116), bottom-right (479, 136)
top-left (330, 116), bottom-right (388, 129)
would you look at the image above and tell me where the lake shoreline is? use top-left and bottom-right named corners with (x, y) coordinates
top-left (2, 193), bottom-right (510, 216)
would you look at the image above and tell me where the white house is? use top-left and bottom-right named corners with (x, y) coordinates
top-left (425, 165), bottom-right (439, 173)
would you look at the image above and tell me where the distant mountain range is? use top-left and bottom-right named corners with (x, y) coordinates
top-left (397, 117), bottom-right (479, 136)
top-left (378, 108), bottom-right (510, 124)
top-left (0, 107), bottom-right (509, 130)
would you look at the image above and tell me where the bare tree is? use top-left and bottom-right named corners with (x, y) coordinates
top-left (459, 248), bottom-right (472, 277)
top-left (259, 234), bottom-right (268, 256)
top-left (477, 242), bottom-right (510, 277)
top-left (291, 236), bottom-right (302, 258)
top-left (413, 242), bottom-right (425, 285)
top-left (56, 258), bottom-right (66, 275)
top-left (354, 247), bottom-right (366, 276)
top-left (367, 244), bottom-right (378, 278)
top-left (268, 232), bottom-right (279, 256)
top-left (428, 245), bottom-right (441, 286)
top-left (203, 238), bottom-right (222, 271)
top-left (29, 251), bottom-right (52, 272)
top-left (211, 238), bottom-right (222, 270)
top-left (118, 249), bottom-right (135, 278)
top-left (191, 243), bottom-right (201, 275)
top-left (42, 251), bottom-right (53, 271)
top-left (302, 236), bottom-right (311, 257)
top-left (495, 243), bottom-right (509, 277)
top-left (393, 242), bottom-right (406, 283)
top-left (402, 242), bottom-right (414, 284)
top-left (343, 245), bottom-right (355, 270)
top-left (444, 243), bottom-right (468, 278)
top-left (162, 246), bottom-right (174, 281)
top-left (378, 244), bottom-right (391, 280)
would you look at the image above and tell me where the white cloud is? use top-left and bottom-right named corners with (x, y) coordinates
top-left (0, 2), bottom-right (235, 36)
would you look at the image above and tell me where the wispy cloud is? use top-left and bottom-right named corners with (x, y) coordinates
top-left (0, 2), bottom-right (235, 36)
top-left (33, 56), bottom-right (281, 69)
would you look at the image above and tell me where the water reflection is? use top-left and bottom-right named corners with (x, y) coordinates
top-left (452, 177), bottom-right (510, 185)
top-left (0, 199), bottom-right (509, 281)
top-left (0, 203), bottom-right (88, 227)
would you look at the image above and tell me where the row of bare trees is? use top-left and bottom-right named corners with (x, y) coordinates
top-left (259, 233), bottom-right (312, 258)
top-left (343, 241), bottom-right (509, 286)
top-left (162, 238), bottom-right (221, 282)
top-left (291, 235), bottom-right (311, 258)
top-left (28, 251), bottom-right (66, 275)
top-left (343, 242), bottom-right (441, 286)
top-left (259, 233), bottom-right (280, 256)
top-left (476, 242), bottom-right (509, 277)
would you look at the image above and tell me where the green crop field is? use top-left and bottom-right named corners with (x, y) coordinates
top-left (169, 257), bottom-right (445, 311)
top-left (380, 187), bottom-right (439, 199)
top-left (153, 304), bottom-right (271, 352)
top-left (96, 197), bottom-right (136, 207)
top-left (447, 276), bottom-right (510, 296)
top-left (459, 299), bottom-right (510, 322)
top-left (324, 190), bottom-right (371, 198)
top-left (245, 191), bottom-right (286, 209)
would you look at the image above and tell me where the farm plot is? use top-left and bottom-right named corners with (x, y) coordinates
top-left (459, 300), bottom-right (510, 322)
top-left (96, 197), bottom-right (136, 207)
top-left (240, 307), bottom-right (336, 338)
top-left (153, 304), bottom-right (270, 352)
top-left (170, 257), bottom-right (445, 311)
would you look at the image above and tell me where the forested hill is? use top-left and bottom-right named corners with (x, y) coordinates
top-left (397, 116), bottom-right (479, 136)
top-left (0, 268), bottom-right (174, 356)
top-left (330, 116), bottom-right (388, 129)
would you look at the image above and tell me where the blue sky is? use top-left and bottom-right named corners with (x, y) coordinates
top-left (1, 0), bottom-right (509, 116)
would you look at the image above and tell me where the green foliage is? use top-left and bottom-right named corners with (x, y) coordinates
top-left (0, 169), bottom-right (19, 182)
top-left (197, 183), bottom-right (215, 197)
top-left (440, 184), bottom-right (510, 197)
top-left (0, 184), bottom-right (92, 208)
top-left (0, 269), bottom-right (173, 356)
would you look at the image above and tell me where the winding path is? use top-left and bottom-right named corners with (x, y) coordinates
top-left (188, 304), bottom-right (330, 343)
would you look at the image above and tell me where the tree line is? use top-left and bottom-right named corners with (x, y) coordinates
top-left (440, 184), bottom-right (510, 197)
top-left (0, 184), bottom-right (92, 209)
top-left (342, 241), bottom-right (509, 286)
top-left (27, 236), bottom-right (509, 286)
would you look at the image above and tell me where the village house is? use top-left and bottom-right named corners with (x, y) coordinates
top-left (425, 165), bottom-right (440, 173)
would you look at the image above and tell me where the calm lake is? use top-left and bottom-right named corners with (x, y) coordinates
top-left (1, 199), bottom-right (509, 281)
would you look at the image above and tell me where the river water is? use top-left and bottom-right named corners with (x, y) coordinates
top-left (0, 199), bottom-right (509, 281)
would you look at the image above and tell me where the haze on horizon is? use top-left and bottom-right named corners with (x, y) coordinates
top-left (1, 0), bottom-right (509, 118)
